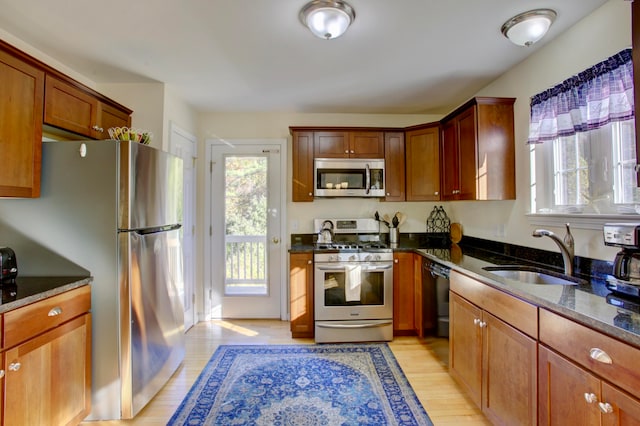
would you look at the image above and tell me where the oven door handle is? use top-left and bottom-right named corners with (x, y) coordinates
top-left (316, 264), bottom-right (393, 271)
top-left (316, 320), bottom-right (393, 329)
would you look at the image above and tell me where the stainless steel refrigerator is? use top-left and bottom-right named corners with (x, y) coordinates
top-left (0, 140), bottom-right (185, 420)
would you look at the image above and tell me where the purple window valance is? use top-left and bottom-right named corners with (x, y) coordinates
top-left (527, 48), bottom-right (634, 144)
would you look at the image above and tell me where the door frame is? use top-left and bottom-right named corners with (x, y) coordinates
top-left (204, 138), bottom-right (288, 320)
top-left (168, 121), bottom-right (197, 330)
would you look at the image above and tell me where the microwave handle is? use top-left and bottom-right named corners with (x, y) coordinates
top-left (365, 163), bottom-right (371, 194)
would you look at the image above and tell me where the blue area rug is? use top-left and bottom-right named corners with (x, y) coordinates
top-left (167, 343), bottom-right (433, 425)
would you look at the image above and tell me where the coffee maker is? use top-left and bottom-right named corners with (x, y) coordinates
top-left (604, 223), bottom-right (640, 298)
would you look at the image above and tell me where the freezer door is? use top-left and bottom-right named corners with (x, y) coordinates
top-left (119, 141), bottom-right (183, 230)
top-left (119, 227), bottom-right (185, 418)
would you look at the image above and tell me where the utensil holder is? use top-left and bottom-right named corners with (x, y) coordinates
top-left (389, 228), bottom-right (399, 244)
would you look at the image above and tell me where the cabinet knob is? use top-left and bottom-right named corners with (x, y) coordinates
top-left (598, 402), bottom-right (613, 414)
top-left (584, 393), bottom-right (598, 404)
top-left (345, 150), bottom-right (349, 154)
top-left (473, 318), bottom-right (480, 325)
top-left (386, 193), bottom-right (390, 196)
top-left (589, 348), bottom-right (612, 364)
top-left (0, 370), bottom-right (4, 379)
top-left (434, 191), bottom-right (439, 195)
top-left (394, 259), bottom-right (399, 263)
top-left (350, 150), bottom-right (354, 154)
top-left (479, 321), bottom-right (487, 328)
top-left (48, 306), bottom-right (63, 316)
top-left (307, 260), bottom-right (312, 265)
top-left (308, 192), bottom-right (313, 196)
top-left (8, 362), bottom-right (21, 372)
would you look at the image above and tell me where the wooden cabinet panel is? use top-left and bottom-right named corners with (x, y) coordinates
top-left (292, 131), bottom-right (315, 202)
top-left (405, 125), bottom-right (440, 201)
top-left (98, 101), bottom-right (131, 133)
top-left (539, 308), bottom-right (640, 398)
top-left (0, 47), bottom-right (45, 198)
top-left (290, 252), bottom-right (314, 338)
top-left (383, 132), bottom-right (405, 201)
top-left (348, 131), bottom-right (384, 158)
top-left (483, 311), bottom-right (537, 425)
top-left (632, 1), bottom-right (640, 182)
top-left (449, 292), bottom-right (483, 407)
top-left (538, 344), bottom-right (601, 425)
top-left (440, 97), bottom-right (515, 201)
top-left (314, 131), bottom-right (349, 158)
top-left (450, 270), bottom-right (537, 338)
top-left (602, 382), bottom-right (640, 426)
top-left (44, 74), bottom-right (98, 138)
top-left (450, 271), bottom-right (538, 425)
top-left (4, 313), bottom-right (91, 426)
top-left (44, 74), bottom-right (131, 139)
top-left (4, 285), bottom-right (91, 349)
top-left (393, 252), bottom-right (417, 334)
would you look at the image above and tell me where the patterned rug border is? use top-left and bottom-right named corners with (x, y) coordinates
top-left (168, 343), bottom-right (433, 425)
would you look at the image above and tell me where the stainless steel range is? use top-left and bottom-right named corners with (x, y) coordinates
top-left (313, 218), bottom-right (393, 343)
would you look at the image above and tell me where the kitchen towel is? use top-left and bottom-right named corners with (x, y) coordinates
top-left (345, 265), bottom-right (362, 302)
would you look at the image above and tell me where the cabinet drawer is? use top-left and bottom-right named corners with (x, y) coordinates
top-left (450, 270), bottom-right (537, 338)
top-left (539, 308), bottom-right (640, 398)
top-left (3, 285), bottom-right (91, 349)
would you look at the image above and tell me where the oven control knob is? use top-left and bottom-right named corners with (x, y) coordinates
top-left (330, 255), bottom-right (338, 262)
top-left (365, 254), bottom-right (380, 261)
top-left (348, 255), bottom-right (357, 262)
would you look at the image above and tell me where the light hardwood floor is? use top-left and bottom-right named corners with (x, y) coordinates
top-left (82, 320), bottom-right (490, 425)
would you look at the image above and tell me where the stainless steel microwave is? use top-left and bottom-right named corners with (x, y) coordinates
top-left (314, 158), bottom-right (385, 197)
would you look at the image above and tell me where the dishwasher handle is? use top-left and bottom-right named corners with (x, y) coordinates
top-left (429, 262), bottom-right (450, 279)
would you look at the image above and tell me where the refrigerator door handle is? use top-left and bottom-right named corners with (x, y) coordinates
top-left (120, 224), bottom-right (183, 235)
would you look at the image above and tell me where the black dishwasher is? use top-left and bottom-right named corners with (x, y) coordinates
top-left (423, 258), bottom-right (450, 337)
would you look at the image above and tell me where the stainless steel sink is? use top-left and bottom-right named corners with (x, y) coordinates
top-left (482, 266), bottom-right (581, 285)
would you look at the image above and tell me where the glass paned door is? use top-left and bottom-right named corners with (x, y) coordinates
top-left (224, 156), bottom-right (268, 296)
top-left (209, 141), bottom-right (283, 319)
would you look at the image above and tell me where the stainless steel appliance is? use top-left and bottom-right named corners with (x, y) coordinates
top-left (0, 247), bottom-right (17, 284)
top-left (314, 158), bottom-right (385, 197)
top-left (0, 140), bottom-right (184, 420)
top-left (313, 218), bottom-right (393, 343)
top-left (604, 222), bottom-right (640, 298)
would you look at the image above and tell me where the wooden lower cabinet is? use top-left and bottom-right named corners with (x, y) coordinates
top-left (449, 275), bottom-right (537, 425)
top-left (1, 285), bottom-right (92, 426)
top-left (539, 345), bottom-right (640, 425)
top-left (4, 313), bottom-right (91, 426)
top-left (290, 252), bottom-right (314, 338)
top-left (393, 252), bottom-right (422, 336)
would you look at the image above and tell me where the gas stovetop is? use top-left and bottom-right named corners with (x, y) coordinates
top-left (314, 242), bottom-right (389, 251)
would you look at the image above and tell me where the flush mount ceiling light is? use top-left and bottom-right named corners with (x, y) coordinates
top-left (299, 0), bottom-right (355, 40)
top-left (501, 9), bottom-right (557, 47)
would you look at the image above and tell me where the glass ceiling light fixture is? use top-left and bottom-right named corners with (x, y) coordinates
top-left (299, 0), bottom-right (355, 40)
top-left (501, 9), bottom-right (557, 47)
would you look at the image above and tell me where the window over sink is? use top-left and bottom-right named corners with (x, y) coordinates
top-left (529, 48), bottom-right (638, 221)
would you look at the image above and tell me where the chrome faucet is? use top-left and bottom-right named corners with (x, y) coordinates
top-left (532, 223), bottom-right (575, 276)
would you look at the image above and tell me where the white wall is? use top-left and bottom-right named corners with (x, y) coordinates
top-left (196, 0), bottom-right (631, 264)
top-left (449, 0), bottom-right (631, 262)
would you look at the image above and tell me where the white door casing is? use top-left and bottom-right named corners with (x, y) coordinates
top-left (169, 122), bottom-right (197, 330)
top-left (206, 138), bottom-right (287, 319)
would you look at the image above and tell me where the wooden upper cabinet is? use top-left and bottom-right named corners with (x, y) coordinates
top-left (405, 124), bottom-right (440, 201)
top-left (44, 74), bottom-right (131, 139)
top-left (292, 131), bottom-right (315, 202)
top-left (0, 47), bottom-right (45, 198)
top-left (440, 97), bottom-right (516, 201)
top-left (384, 132), bottom-right (405, 201)
top-left (349, 131), bottom-right (384, 158)
top-left (314, 130), bottom-right (384, 158)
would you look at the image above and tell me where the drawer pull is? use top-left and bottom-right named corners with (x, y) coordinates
top-left (48, 306), bottom-right (63, 317)
top-left (589, 348), bottom-right (612, 364)
top-left (584, 393), bottom-right (598, 404)
top-left (598, 402), bottom-right (613, 414)
top-left (8, 362), bottom-right (21, 372)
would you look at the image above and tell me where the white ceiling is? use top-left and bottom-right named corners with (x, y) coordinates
top-left (0, 0), bottom-right (609, 114)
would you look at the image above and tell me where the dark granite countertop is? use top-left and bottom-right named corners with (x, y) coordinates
top-left (416, 247), bottom-right (640, 349)
top-left (289, 232), bottom-right (640, 348)
top-left (0, 276), bottom-right (92, 314)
